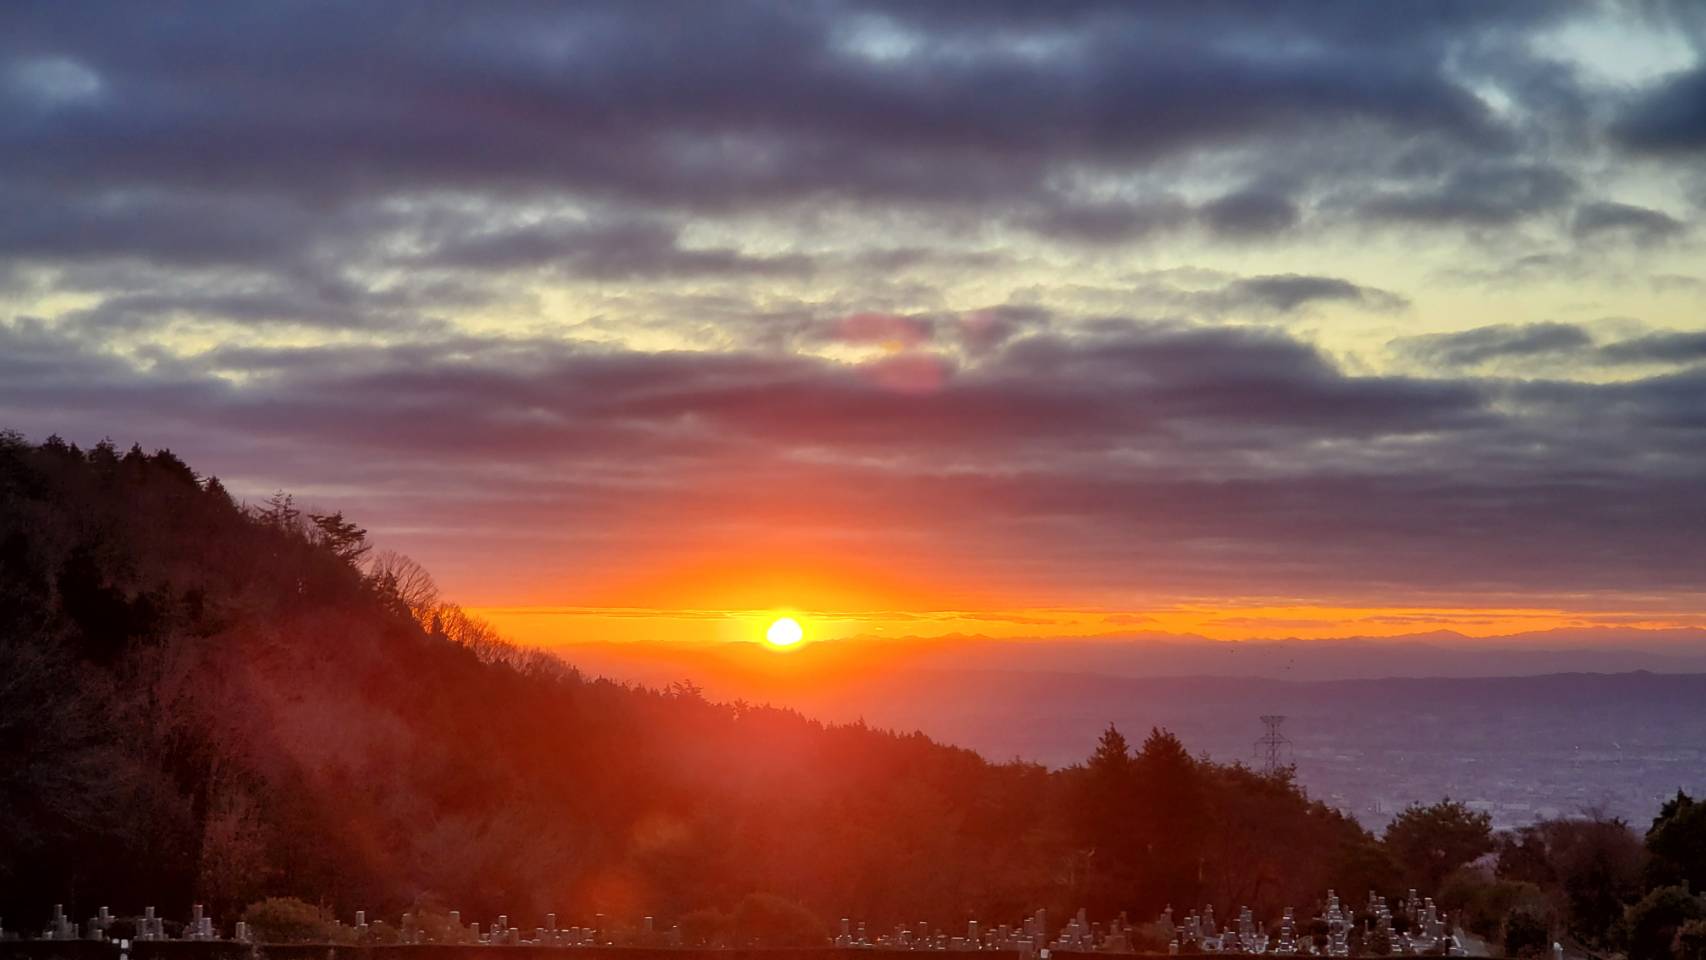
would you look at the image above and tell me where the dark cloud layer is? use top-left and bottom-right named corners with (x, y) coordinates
top-left (1573, 201), bottom-right (1686, 244)
top-left (2, 1), bottom-right (1704, 610)
top-left (1218, 275), bottom-right (1407, 314)
top-left (421, 220), bottom-right (814, 280)
top-left (1615, 65), bottom-right (1706, 153)
top-left (1393, 322), bottom-right (1595, 366)
top-left (5, 317), bottom-right (1703, 602)
top-left (1600, 331), bottom-right (1706, 366)
top-left (0, 1), bottom-right (1686, 264)
top-left (1394, 323), bottom-right (1706, 370)
top-left (1350, 162), bottom-right (1578, 227)
top-left (0, 1), bottom-right (1695, 289)
top-left (0, 2), bottom-right (1524, 206)
top-left (1200, 190), bottom-right (1302, 238)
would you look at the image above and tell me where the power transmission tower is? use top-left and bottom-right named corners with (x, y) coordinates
top-left (1255, 715), bottom-right (1292, 773)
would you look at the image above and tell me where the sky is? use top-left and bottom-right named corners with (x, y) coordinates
top-left (3, 1), bottom-right (1705, 648)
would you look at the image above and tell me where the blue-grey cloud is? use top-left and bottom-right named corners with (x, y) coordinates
top-left (1216, 274), bottom-right (1408, 314)
top-left (1393, 322), bottom-right (1594, 366)
top-left (1600, 331), bottom-right (1706, 366)
top-left (0, 2), bottom-right (1586, 217)
top-left (1572, 201), bottom-right (1686, 245)
top-left (1199, 190), bottom-right (1302, 238)
top-left (6, 313), bottom-right (1705, 598)
top-left (419, 220), bottom-right (814, 280)
top-left (1615, 65), bottom-right (1706, 154)
top-left (0, 0), bottom-right (1687, 297)
top-left (1350, 162), bottom-right (1577, 227)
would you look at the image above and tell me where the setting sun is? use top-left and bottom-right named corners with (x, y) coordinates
top-left (765, 616), bottom-right (804, 647)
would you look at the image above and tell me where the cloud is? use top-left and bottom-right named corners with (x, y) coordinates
top-left (14, 312), bottom-right (1706, 603)
top-left (1393, 323), bottom-right (1706, 370)
top-left (1350, 162), bottom-right (1577, 227)
top-left (0, 0), bottom-right (1686, 329)
top-left (0, 185), bottom-right (332, 269)
top-left (5, 54), bottom-right (102, 106)
top-left (1019, 189), bottom-right (1302, 244)
top-left (0, 2), bottom-right (1564, 218)
top-left (1199, 189), bottom-right (1301, 238)
top-left (1214, 274), bottom-right (1408, 314)
top-left (54, 278), bottom-right (491, 337)
top-left (1599, 331), bottom-right (1706, 366)
top-left (831, 312), bottom-right (937, 350)
top-left (420, 219), bottom-right (813, 280)
top-left (1393, 322), bottom-right (1594, 366)
top-left (1650, 274), bottom-right (1704, 293)
top-left (1572, 201), bottom-right (1686, 245)
top-left (1614, 65), bottom-right (1706, 154)
top-left (1019, 198), bottom-right (1193, 243)
top-left (6, 316), bottom-right (1486, 465)
top-left (1115, 271), bottom-right (1410, 319)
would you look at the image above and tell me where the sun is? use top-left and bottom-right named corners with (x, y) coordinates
top-left (765, 616), bottom-right (805, 647)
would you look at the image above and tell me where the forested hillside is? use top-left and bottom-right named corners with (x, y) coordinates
top-left (0, 434), bottom-right (1395, 933)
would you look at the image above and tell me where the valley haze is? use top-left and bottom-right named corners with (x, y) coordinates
top-left (543, 632), bottom-right (1706, 830)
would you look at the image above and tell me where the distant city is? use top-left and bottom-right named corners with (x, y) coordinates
top-left (716, 668), bottom-right (1706, 832)
top-left (1239, 704), bottom-right (1706, 831)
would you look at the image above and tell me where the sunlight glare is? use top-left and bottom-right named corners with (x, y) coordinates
top-left (765, 616), bottom-right (804, 647)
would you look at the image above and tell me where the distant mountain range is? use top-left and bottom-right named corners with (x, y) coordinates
top-left (545, 627), bottom-right (1706, 691)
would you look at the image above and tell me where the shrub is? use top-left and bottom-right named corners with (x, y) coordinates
top-left (1623, 886), bottom-right (1706, 960)
top-left (730, 893), bottom-right (824, 948)
top-left (362, 921), bottom-right (401, 945)
top-left (1678, 919), bottom-right (1706, 960)
top-left (1503, 907), bottom-right (1550, 959)
top-left (678, 908), bottom-right (730, 947)
top-left (1130, 921), bottom-right (1173, 952)
top-left (1439, 868), bottom-right (1541, 940)
top-left (408, 906), bottom-right (468, 944)
top-left (242, 897), bottom-right (337, 944)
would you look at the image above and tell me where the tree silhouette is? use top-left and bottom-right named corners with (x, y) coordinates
top-left (1384, 798), bottom-right (1493, 893)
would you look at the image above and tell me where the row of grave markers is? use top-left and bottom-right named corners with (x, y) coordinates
top-left (828, 892), bottom-right (1464, 956)
top-left (7, 892), bottom-right (1467, 955)
top-left (9, 906), bottom-right (673, 949)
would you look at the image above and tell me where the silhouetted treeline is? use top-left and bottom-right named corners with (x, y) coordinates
top-left (1430, 795), bottom-right (1706, 960)
top-left (4, 434), bottom-right (1698, 953)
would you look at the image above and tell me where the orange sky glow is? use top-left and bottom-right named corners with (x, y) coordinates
top-left (471, 602), bottom-right (1706, 650)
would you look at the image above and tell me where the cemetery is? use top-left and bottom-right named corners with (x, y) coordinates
top-left (0, 890), bottom-right (1467, 959)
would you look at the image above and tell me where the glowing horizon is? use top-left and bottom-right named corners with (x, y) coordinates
top-left (469, 602), bottom-right (1706, 649)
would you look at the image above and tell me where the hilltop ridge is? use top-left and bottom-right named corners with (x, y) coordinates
top-left (0, 433), bottom-right (1449, 934)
